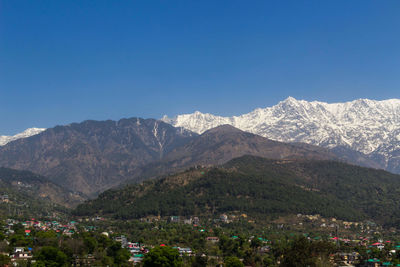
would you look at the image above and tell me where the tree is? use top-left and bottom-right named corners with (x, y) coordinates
top-left (9, 234), bottom-right (31, 247)
top-left (219, 236), bottom-right (241, 257)
top-left (192, 254), bottom-right (207, 267)
top-left (35, 230), bottom-right (58, 247)
top-left (280, 237), bottom-right (335, 267)
top-left (224, 256), bottom-right (244, 267)
top-left (0, 232), bottom-right (5, 241)
top-left (34, 246), bottom-right (68, 267)
top-left (0, 254), bottom-right (11, 266)
top-left (243, 248), bottom-right (262, 266)
top-left (83, 235), bottom-right (98, 254)
top-left (250, 238), bottom-right (262, 249)
top-left (143, 246), bottom-right (182, 267)
top-left (280, 237), bottom-right (315, 267)
top-left (106, 242), bottom-right (130, 266)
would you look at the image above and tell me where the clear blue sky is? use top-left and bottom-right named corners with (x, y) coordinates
top-left (1, 1), bottom-right (399, 135)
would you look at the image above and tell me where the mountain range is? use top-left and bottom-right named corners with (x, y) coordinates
top-left (162, 97), bottom-right (400, 174)
top-left (0, 97), bottom-right (399, 198)
top-left (0, 119), bottom-right (196, 195)
top-left (0, 119), bottom-right (355, 197)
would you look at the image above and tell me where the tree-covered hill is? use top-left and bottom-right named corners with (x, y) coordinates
top-left (0, 167), bottom-right (84, 218)
top-left (74, 156), bottom-right (400, 226)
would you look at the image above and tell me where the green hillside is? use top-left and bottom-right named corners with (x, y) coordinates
top-left (74, 156), bottom-right (400, 226)
top-left (0, 167), bottom-right (84, 218)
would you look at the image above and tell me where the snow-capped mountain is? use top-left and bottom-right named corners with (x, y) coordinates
top-left (162, 97), bottom-right (400, 173)
top-left (0, 128), bottom-right (46, 146)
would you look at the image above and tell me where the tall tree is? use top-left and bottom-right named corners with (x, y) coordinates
top-left (143, 246), bottom-right (182, 267)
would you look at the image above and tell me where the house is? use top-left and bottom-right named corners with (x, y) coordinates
top-left (115, 235), bottom-right (128, 247)
top-left (11, 247), bottom-right (32, 261)
top-left (336, 252), bottom-right (359, 265)
top-left (0, 194), bottom-right (9, 203)
top-left (220, 214), bottom-right (228, 223)
top-left (130, 254), bottom-right (144, 264)
top-left (364, 258), bottom-right (381, 267)
top-left (170, 216), bottom-right (180, 223)
top-left (73, 254), bottom-right (96, 266)
top-left (178, 247), bottom-right (193, 256)
top-left (370, 242), bottom-right (385, 250)
top-left (184, 218), bottom-right (192, 224)
top-left (206, 236), bottom-right (219, 243)
top-left (259, 246), bottom-right (270, 254)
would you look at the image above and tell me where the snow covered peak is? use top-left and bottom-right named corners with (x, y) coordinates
top-left (161, 97), bottom-right (400, 169)
top-left (0, 128), bottom-right (46, 146)
top-left (162, 111), bottom-right (231, 135)
top-left (280, 96), bottom-right (301, 105)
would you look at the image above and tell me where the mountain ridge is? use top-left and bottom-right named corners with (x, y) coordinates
top-left (0, 118), bottom-right (353, 196)
top-left (74, 155), bottom-right (400, 226)
top-left (0, 127), bottom-right (46, 146)
top-left (131, 123), bottom-right (348, 182)
top-left (0, 118), bottom-right (197, 195)
top-left (162, 97), bottom-right (400, 174)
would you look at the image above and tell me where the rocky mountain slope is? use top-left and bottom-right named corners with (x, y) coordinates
top-left (74, 155), bottom-right (400, 226)
top-left (0, 118), bottom-right (196, 196)
top-left (162, 97), bottom-right (400, 174)
top-left (133, 124), bottom-right (350, 181)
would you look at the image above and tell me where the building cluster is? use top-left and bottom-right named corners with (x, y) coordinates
top-left (111, 234), bottom-right (193, 264)
top-left (3, 213), bottom-right (400, 266)
top-left (1, 218), bottom-right (78, 265)
top-left (0, 194), bottom-right (9, 203)
top-left (4, 218), bottom-right (78, 236)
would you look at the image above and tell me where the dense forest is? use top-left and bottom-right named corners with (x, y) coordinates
top-left (74, 156), bottom-right (400, 226)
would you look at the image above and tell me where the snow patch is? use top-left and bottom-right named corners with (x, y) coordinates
top-left (0, 128), bottom-right (46, 146)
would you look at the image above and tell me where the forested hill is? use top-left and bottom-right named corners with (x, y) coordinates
top-left (0, 167), bottom-right (84, 218)
top-left (74, 156), bottom-right (400, 226)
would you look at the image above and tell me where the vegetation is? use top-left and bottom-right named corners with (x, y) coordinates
top-left (4, 155), bottom-right (400, 265)
top-left (0, 167), bottom-right (77, 218)
top-left (279, 236), bottom-right (335, 267)
top-left (75, 156), bottom-right (400, 226)
top-left (143, 246), bottom-right (182, 267)
top-left (34, 246), bottom-right (68, 267)
top-left (3, 214), bottom-right (400, 266)
top-left (0, 222), bottom-right (132, 266)
top-left (224, 256), bottom-right (244, 267)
